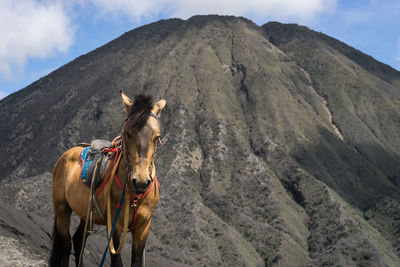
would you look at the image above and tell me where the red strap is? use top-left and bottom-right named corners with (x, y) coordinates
top-left (114, 175), bottom-right (124, 190)
top-left (103, 147), bottom-right (119, 153)
top-left (129, 176), bottom-right (158, 231)
top-left (96, 149), bottom-right (119, 197)
top-left (96, 173), bottom-right (122, 197)
top-left (96, 174), bottom-right (110, 197)
top-left (130, 200), bottom-right (139, 232)
top-left (130, 175), bottom-right (157, 200)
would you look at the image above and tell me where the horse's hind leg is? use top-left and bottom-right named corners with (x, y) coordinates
top-left (49, 202), bottom-right (72, 267)
top-left (73, 219), bottom-right (89, 267)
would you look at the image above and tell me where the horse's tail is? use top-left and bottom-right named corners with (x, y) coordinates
top-left (50, 216), bottom-right (56, 239)
top-left (48, 217), bottom-right (58, 266)
top-left (48, 216), bottom-right (71, 267)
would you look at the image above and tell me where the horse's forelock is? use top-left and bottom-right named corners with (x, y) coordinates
top-left (125, 94), bottom-right (153, 133)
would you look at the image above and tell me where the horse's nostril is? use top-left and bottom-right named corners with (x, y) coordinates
top-left (131, 178), bottom-right (151, 189)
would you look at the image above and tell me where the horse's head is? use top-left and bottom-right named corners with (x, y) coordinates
top-left (120, 91), bottom-right (166, 194)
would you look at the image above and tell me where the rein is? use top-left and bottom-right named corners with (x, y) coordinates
top-left (99, 152), bottom-right (127, 267)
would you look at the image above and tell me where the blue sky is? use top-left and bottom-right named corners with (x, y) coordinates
top-left (0, 0), bottom-right (399, 100)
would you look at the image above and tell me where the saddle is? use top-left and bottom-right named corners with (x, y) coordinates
top-left (80, 139), bottom-right (113, 188)
top-left (79, 139), bottom-right (118, 224)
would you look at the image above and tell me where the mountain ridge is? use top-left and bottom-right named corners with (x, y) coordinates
top-left (263, 21), bottom-right (400, 87)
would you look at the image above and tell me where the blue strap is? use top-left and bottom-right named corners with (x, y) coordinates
top-left (99, 175), bottom-right (128, 267)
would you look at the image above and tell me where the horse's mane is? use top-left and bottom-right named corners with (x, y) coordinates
top-left (121, 94), bottom-right (153, 168)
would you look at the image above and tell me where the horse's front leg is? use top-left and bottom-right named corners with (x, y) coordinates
top-left (111, 229), bottom-right (124, 267)
top-left (131, 220), bottom-right (152, 267)
top-left (131, 238), bottom-right (146, 267)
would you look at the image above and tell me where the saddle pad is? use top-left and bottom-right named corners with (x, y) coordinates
top-left (80, 147), bottom-right (92, 184)
top-left (80, 147), bottom-right (110, 186)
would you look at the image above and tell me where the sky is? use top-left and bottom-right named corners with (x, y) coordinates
top-left (0, 0), bottom-right (399, 100)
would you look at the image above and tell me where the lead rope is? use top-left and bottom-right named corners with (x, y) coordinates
top-left (108, 183), bottom-right (130, 255)
top-left (99, 172), bottom-right (128, 267)
top-left (107, 145), bottom-right (132, 255)
top-left (78, 155), bottom-right (102, 267)
top-left (99, 151), bottom-right (122, 266)
top-left (99, 149), bottom-right (132, 265)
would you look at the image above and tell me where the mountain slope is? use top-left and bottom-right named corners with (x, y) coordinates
top-left (263, 22), bottom-right (400, 260)
top-left (0, 15), bottom-right (399, 266)
top-left (263, 23), bottom-right (400, 197)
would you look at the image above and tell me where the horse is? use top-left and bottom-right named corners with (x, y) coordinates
top-left (49, 91), bottom-right (166, 267)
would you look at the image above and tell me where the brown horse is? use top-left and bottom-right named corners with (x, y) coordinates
top-left (49, 92), bottom-right (166, 267)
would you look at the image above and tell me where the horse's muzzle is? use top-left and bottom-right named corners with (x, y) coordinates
top-left (131, 177), bottom-right (152, 194)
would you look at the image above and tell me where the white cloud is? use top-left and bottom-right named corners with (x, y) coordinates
top-left (89, 0), bottom-right (337, 23)
top-left (0, 0), bottom-right (75, 79)
top-left (0, 0), bottom-right (338, 80)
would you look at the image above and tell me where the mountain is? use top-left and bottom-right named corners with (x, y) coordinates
top-left (0, 15), bottom-right (399, 266)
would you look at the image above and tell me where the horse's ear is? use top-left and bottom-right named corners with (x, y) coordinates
top-left (120, 90), bottom-right (133, 111)
top-left (152, 99), bottom-right (166, 115)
